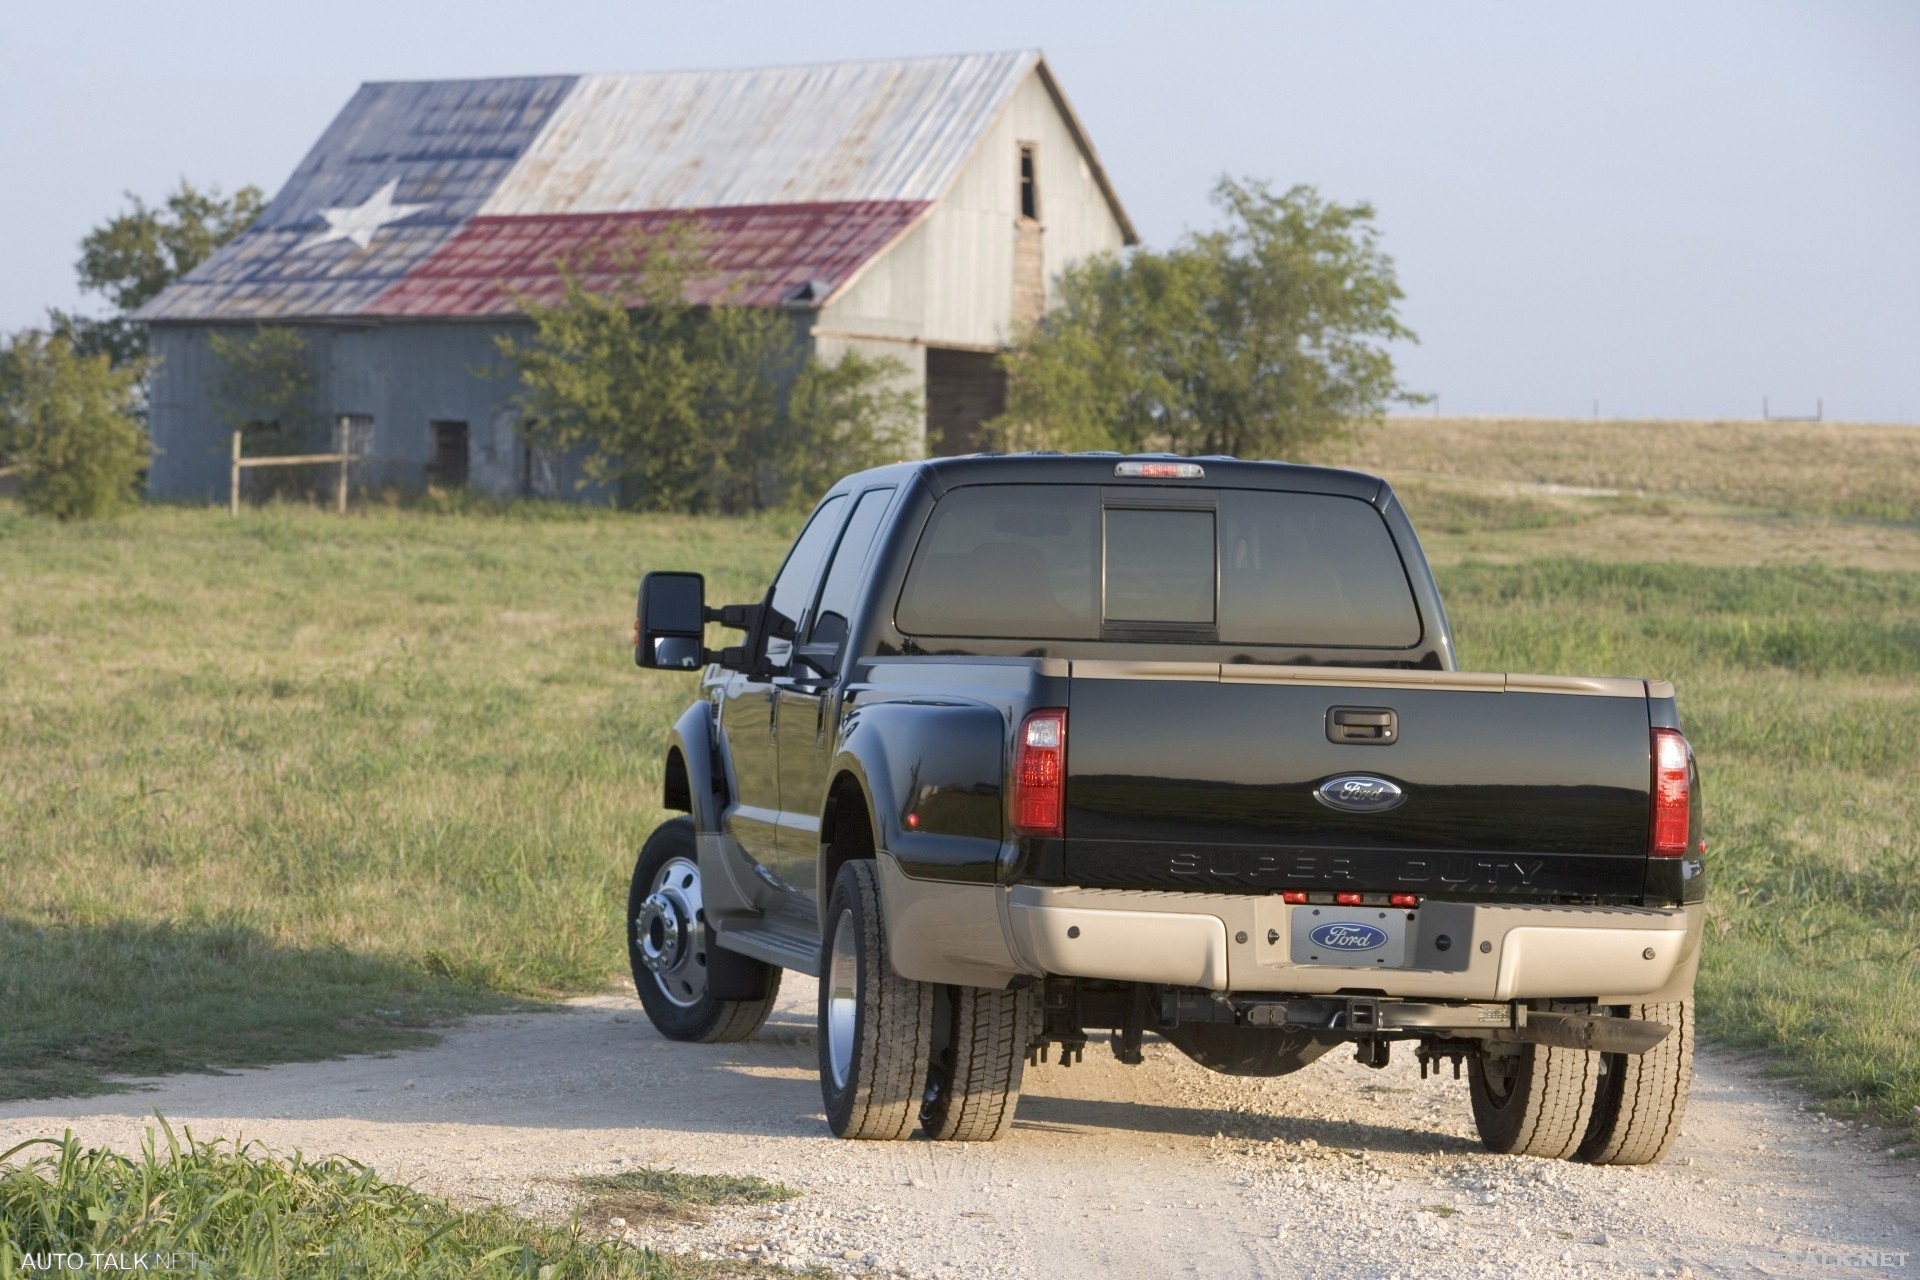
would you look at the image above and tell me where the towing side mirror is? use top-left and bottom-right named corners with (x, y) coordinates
top-left (636, 572), bottom-right (708, 670)
top-left (634, 572), bottom-right (759, 671)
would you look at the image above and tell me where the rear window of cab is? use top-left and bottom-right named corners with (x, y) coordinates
top-left (893, 484), bottom-right (1421, 648)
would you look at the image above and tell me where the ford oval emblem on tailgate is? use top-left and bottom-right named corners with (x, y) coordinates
top-left (1315, 775), bottom-right (1405, 813)
top-left (1309, 921), bottom-right (1389, 951)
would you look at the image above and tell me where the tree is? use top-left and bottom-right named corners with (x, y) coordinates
top-left (0, 333), bottom-right (150, 519)
top-left (990, 177), bottom-right (1423, 459)
top-left (51, 181), bottom-right (265, 366)
top-left (779, 351), bottom-right (921, 509)
top-left (208, 326), bottom-right (322, 453)
top-left (498, 225), bottom-right (916, 513)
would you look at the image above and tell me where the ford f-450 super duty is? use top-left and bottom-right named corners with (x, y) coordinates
top-left (627, 454), bottom-right (1704, 1163)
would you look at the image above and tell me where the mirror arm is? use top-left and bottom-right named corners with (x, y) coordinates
top-left (706, 602), bottom-right (762, 632)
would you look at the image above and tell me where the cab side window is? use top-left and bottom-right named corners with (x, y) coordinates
top-left (762, 495), bottom-right (848, 672)
top-left (804, 487), bottom-right (896, 668)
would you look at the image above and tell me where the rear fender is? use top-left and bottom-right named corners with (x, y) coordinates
top-left (822, 698), bottom-right (1008, 895)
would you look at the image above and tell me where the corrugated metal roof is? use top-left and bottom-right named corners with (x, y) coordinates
top-left (139, 76), bottom-right (577, 322)
top-left (377, 201), bottom-right (931, 315)
top-left (483, 54), bottom-right (1033, 215)
top-left (137, 51), bottom-right (1131, 323)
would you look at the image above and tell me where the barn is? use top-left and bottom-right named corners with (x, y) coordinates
top-left (137, 51), bottom-right (1136, 503)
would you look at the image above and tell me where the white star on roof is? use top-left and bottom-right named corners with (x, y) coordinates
top-left (295, 179), bottom-right (431, 253)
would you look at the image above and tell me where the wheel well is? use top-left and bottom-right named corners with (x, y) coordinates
top-left (819, 773), bottom-right (875, 899)
top-left (663, 747), bottom-right (691, 813)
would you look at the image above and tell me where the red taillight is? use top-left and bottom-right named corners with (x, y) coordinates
top-left (1012, 708), bottom-right (1067, 837)
top-left (1335, 892), bottom-right (1364, 906)
top-left (1650, 728), bottom-right (1691, 857)
top-left (1282, 891), bottom-right (1308, 904)
top-left (1390, 893), bottom-right (1420, 908)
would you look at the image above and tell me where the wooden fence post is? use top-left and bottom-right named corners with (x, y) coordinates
top-left (230, 430), bottom-right (242, 517)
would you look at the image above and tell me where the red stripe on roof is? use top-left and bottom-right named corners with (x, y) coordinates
top-left (369, 200), bottom-right (929, 316)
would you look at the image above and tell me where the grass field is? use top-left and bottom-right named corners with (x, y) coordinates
top-left (0, 1123), bottom-right (815, 1278)
top-left (1, 417), bottom-right (1916, 1150)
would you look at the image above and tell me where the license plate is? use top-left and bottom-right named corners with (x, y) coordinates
top-left (1290, 904), bottom-right (1413, 967)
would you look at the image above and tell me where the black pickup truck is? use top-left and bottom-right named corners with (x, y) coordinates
top-left (628, 454), bottom-right (1704, 1163)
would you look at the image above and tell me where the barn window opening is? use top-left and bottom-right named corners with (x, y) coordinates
top-left (1019, 143), bottom-right (1039, 221)
top-left (429, 420), bottom-right (469, 487)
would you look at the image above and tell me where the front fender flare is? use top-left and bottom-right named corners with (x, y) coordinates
top-left (666, 701), bottom-right (723, 834)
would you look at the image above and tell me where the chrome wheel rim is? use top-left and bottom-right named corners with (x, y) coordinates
top-left (826, 908), bottom-right (858, 1088)
top-left (635, 856), bottom-right (706, 1008)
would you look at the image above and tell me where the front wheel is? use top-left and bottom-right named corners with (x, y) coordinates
top-left (627, 817), bottom-right (780, 1043)
top-left (818, 860), bottom-right (935, 1139)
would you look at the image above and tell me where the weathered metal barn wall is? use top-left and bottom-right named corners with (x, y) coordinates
top-left (818, 64), bottom-right (1133, 354)
top-left (146, 321), bottom-right (539, 503)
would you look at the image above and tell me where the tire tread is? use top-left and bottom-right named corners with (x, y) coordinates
top-left (824, 860), bottom-right (934, 1140)
top-left (1469, 1000), bottom-right (1601, 1160)
top-left (1580, 999), bottom-right (1694, 1165)
top-left (923, 986), bottom-right (1033, 1142)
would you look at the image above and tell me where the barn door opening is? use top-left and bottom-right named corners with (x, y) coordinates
top-left (925, 348), bottom-right (1008, 457)
top-left (429, 420), bottom-right (469, 487)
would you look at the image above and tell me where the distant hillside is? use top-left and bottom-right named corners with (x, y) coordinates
top-left (1314, 417), bottom-right (1920, 523)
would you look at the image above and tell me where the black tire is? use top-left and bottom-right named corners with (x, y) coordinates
top-left (627, 817), bottom-right (780, 1043)
top-left (921, 984), bottom-right (1035, 1141)
top-left (818, 860), bottom-right (935, 1140)
top-left (1468, 1000), bottom-right (1601, 1159)
top-left (1161, 1023), bottom-right (1342, 1077)
top-left (1579, 999), bottom-right (1694, 1165)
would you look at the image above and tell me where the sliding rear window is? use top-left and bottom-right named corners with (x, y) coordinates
top-left (895, 484), bottom-right (1420, 647)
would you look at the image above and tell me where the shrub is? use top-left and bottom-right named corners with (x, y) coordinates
top-left (0, 333), bottom-right (150, 520)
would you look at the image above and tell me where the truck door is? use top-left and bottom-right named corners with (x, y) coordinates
top-left (719, 493), bottom-right (847, 867)
top-left (772, 486), bottom-right (896, 898)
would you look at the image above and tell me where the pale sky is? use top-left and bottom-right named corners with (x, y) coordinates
top-left (3, 0), bottom-right (1914, 421)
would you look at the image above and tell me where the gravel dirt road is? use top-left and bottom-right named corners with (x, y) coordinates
top-left (4, 979), bottom-right (1915, 1279)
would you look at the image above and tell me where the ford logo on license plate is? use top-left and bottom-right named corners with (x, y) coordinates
top-left (1309, 921), bottom-right (1389, 951)
top-left (1315, 775), bottom-right (1405, 813)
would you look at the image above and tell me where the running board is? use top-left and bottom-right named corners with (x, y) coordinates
top-left (714, 918), bottom-right (821, 977)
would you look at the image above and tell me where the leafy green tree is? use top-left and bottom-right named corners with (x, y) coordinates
top-left (779, 351), bottom-right (920, 508)
top-left (0, 333), bottom-right (150, 519)
top-left (51, 181), bottom-right (265, 366)
top-left (990, 177), bottom-right (1423, 459)
top-left (208, 326), bottom-right (322, 453)
top-left (498, 225), bottom-right (916, 513)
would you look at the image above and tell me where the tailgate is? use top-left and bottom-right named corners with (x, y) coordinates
top-left (1062, 663), bottom-right (1655, 900)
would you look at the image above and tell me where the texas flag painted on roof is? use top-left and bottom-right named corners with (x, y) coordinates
top-left (138, 52), bottom-right (1042, 323)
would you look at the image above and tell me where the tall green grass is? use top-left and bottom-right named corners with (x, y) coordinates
top-left (0, 1122), bottom-right (771, 1278)
top-left (0, 504), bottom-right (794, 1099)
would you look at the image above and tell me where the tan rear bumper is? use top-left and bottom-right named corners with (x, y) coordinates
top-left (1005, 885), bottom-right (1701, 1002)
